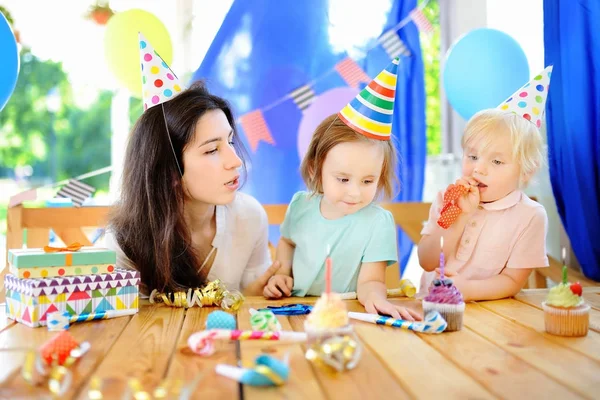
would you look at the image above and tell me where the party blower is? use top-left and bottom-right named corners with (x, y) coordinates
top-left (216, 354), bottom-right (290, 386)
top-left (348, 310), bottom-right (447, 333)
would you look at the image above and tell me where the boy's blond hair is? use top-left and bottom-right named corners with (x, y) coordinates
top-left (462, 109), bottom-right (544, 186)
top-left (300, 114), bottom-right (399, 200)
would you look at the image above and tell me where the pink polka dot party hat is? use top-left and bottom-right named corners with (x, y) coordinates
top-left (497, 66), bottom-right (553, 128)
top-left (138, 32), bottom-right (183, 111)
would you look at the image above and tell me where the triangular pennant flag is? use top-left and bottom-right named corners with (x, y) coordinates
top-left (338, 58), bottom-right (399, 140)
top-left (379, 29), bottom-right (411, 59)
top-left (335, 57), bottom-right (371, 89)
top-left (55, 179), bottom-right (95, 207)
top-left (409, 8), bottom-right (433, 34)
top-left (239, 110), bottom-right (276, 152)
top-left (290, 84), bottom-right (316, 111)
top-left (497, 66), bottom-right (553, 128)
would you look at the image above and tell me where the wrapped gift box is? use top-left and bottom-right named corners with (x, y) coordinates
top-left (5, 268), bottom-right (140, 328)
top-left (8, 246), bottom-right (117, 267)
top-left (7, 246), bottom-right (117, 278)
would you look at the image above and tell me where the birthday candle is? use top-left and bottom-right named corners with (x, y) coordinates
top-left (562, 247), bottom-right (567, 284)
top-left (440, 236), bottom-right (445, 279)
top-left (326, 244), bottom-right (332, 294)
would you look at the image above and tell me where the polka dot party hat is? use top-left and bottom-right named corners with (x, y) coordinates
top-left (497, 66), bottom-right (553, 128)
top-left (139, 32), bottom-right (184, 111)
top-left (338, 57), bottom-right (399, 140)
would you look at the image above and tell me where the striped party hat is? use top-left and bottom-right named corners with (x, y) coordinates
top-left (338, 57), bottom-right (399, 140)
top-left (497, 66), bottom-right (552, 128)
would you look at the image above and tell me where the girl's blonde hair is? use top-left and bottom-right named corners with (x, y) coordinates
top-left (462, 108), bottom-right (544, 186)
top-left (300, 114), bottom-right (399, 200)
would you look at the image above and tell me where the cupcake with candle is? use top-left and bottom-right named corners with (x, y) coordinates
top-left (304, 247), bottom-right (361, 371)
top-left (542, 250), bottom-right (590, 337)
top-left (421, 237), bottom-right (465, 332)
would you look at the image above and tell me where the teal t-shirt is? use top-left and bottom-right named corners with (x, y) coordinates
top-left (280, 191), bottom-right (398, 297)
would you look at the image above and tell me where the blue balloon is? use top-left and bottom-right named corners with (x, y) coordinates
top-left (443, 28), bottom-right (529, 120)
top-left (0, 12), bottom-right (19, 111)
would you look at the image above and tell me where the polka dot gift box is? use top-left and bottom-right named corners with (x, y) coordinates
top-left (7, 246), bottom-right (117, 279)
top-left (138, 31), bottom-right (183, 111)
top-left (4, 267), bottom-right (140, 328)
top-left (497, 66), bottom-right (553, 128)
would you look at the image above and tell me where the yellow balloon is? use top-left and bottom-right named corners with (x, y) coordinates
top-left (104, 9), bottom-right (173, 97)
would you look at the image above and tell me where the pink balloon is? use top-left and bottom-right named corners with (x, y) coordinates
top-left (297, 87), bottom-right (360, 161)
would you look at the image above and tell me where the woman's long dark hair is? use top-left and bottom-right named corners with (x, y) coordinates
top-left (109, 81), bottom-right (247, 292)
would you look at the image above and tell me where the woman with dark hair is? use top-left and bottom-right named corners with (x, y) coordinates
top-left (106, 34), bottom-right (278, 295)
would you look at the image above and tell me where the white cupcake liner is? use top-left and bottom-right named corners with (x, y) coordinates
top-left (422, 301), bottom-right (465, 332)
top-left (542, 302), bottom-right (590, 337)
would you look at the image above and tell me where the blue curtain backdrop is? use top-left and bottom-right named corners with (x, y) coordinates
top-left (192, 0), bottom-right (426, 275)
top-left (544, 0), bottom-right (600, 280)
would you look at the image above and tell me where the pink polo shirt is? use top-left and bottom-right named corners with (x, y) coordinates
top-left (419, 190), bottom-right (549, 294)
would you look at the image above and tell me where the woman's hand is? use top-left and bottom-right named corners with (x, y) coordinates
top-left (243, 261), bottom-right (284, 296)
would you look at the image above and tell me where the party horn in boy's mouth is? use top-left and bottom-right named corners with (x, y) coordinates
top-left (47, 309), bottom-right (137, 331)
top-left (348, 311), bottom-right (447, 333)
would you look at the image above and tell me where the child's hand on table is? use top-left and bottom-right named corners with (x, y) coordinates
top-left (263, 275), bottom-right (294, 299)
top-left (363, 295), bottom-right (422, 321)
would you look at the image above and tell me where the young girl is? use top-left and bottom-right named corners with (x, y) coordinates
top-left (418, 67), bottom-right (553, 301)
top-left (106, 33), bottom-right (278, 296)
top-left (263, 59), bottom-right (421, 321)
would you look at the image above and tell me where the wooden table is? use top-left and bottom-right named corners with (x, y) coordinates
top-left (1, 288), bottom-right (600, 399)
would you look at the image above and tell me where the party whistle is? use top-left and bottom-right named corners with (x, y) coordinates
top-left (188, 329), bottom-right (307, 356)
top-left (249, 308), bottom-right (282, 332)
top-left (216, 354), bottom-right (290, 386)
top-left (348, 310), bottom-right (447, 334)
top-left (339, 279), bottom-right (416, 300)
top-left (47, 309), bottom-right (138, 331)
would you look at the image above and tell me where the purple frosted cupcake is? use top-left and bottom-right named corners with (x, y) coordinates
top-left (422, 278), bottom-right (465, 332)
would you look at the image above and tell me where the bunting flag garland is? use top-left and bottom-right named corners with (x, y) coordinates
top-left (290, 84), bottom-right (316, 111)
top-left (335, 57), bottom-right (371, 89)
top-left (238, 110), bottom-right (276, 152)
top-left (234, 4), bottom-right (430, 152)
top-left (379, 30), bottom-right (411, 59)
top-left (55, 180), bottom-right (96, 207)
top-left (409, 8), bottom-right (433, 34)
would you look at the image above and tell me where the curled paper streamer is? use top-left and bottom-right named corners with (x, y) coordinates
top-left (149, 279), bottom-right (244, 311)
top-left (437, 184), bottom-right (468, 229)
top-left (305, 326), bottom-right (362, 372)
top-left (339, 279), bottom-right (416, 300)
top-left (348, 310), bottom-right (447, 333)
top-left (249, 308), bottom-right (282, 332)
top-left (216, 354), bottom-right (289, 386)
top-left (47, 309), bottom-right (137, 331)
top-left (187, 329), bottom-right (307, 357)
top-left (88, 374), bottom-right (202, 400)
